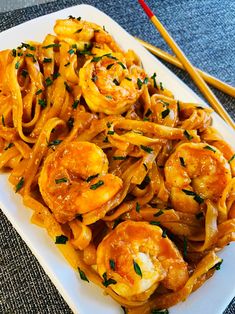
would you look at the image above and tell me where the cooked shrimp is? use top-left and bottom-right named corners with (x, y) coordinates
top-left (79, 52), bottom-right (147, 114)
top-left (165, 143), bottom-right (231, 213)
top-left (39, 141), bottom-right (123, 223)
top-left (96, 221), bottom-right (188, 301)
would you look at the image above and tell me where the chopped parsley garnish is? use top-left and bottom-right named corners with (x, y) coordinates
top-left (38, 99), bottom-right (47, 108)
top-left (204, 145), bottom-right (216, 153)
top-left (213, 259), bottom-right (223, 270)
top-left (154, 210), bottom-right (163, 217)
top-left (77, 17), bottom-right (82, 21)
top-left (228, 154), bottom-right (235, 163)
top-left (195, 212), bottom-right (204, 220)
top-left (64, 82), bottom-right (72, 92)
top-left (140, 145), bottom-right (153, 153)
top-left (86, 174), bottom-right (99, 182)
top-left (109, 259), bottom-right (116, 271)
top-left (4, 143), bottom-right (14, 151)
top-left (182, 189), bottom-right (204, 204)
top-left (113, 78), bottom-right (119, 86)
top-left (113, 218), bottom-right (122, 229)
top-left (1, 115), bottom-right (5, 126)
top-left (21, 69), bottom-right (28, 78)
top-left (25, 53), bottom-right (36, 62)
top-left (133, 260), bottom-right (142, 277)
top-left (107, 130), bottom-right (114, 135)
top-left (67, 117), bottom-right (74, 130)
top-left (53, 72), bottom-right (60, 80)
top-left (64, 62), bottom-right (70, 67)
top-left (113, 156), bottom-right (126, 160)
top-left (137, 175), bottom-right (151, 190)
top-left (45, 77), bottom-right (53, 87)
top-left (143, 117), bottom-right (149, 121)
top-left (179, 157), bottom-right (186, 167)
top-left (162, 229), bottom-right (167, 238)
top-left (12, 49), bottom-right (16, 57)
top-left (106, 95), bottom-right (113, 99)
top-left (145, 108), bottom-right (152, 117)
top-left (15, 61), bottom-right (20, 69)
top-left (103, 136), bottom-right (109, 143)
top-left (161, 108), bottom-right (170, 119)
top-left (136, 202), bottom-right (141, 213)
top-left (78, 267), bottom-right (89, 282)
top-left (107, 63), bottom-right (114, 70)
top-left (72, 100), bottom-right (79, 109)
top-left (137, 78), bottom-right (143, 89)
top-left (102, 272), bottom-right (117, 287)
top-left (90, 180), bottom-right (104, 190)
top-left (55, 235), bottom-right (68, 244)
top-left (159, 82), bottom-right (164, 90)
top-left (55, 178), bottom-right (68, 184)
top-left (183, 236), bottom-right (188, 257)
top-left (18, 42), bottom-right (35, 50)
top-left (183, 130), bottom-right (193, 140)
top-left (125, 77), bottom-right (132, 81)
top-left (91, 55), bottom-right (103, 62)
top-left (42, 43), bottom-right (61, 49)
top-left (15, 177), bottom-right (24, 193)
top-left (149, 221), bottom-right (161, 226)
top-left (48, 139), bottom-right (62, 147)
top-left (68, 48), bottom-right (75, 55)
top-left (151, 72), bottom-right (157, 88)
top-left (143, 77), bottom-right (148, 84)
top-left (43, 57), bottom-right (52, 63)
top-left (117, 61), bottom-right (126, 69)
top-left (107, 121), bottom-right (112, 128)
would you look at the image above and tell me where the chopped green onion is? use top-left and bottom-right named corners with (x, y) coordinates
top-left (109, 259), bottom-right (116, 271)
top-left (102, 272), bottom-right (117, 287)
top-left (183, 130), bottom-right (193, 140)
top-left (90, 180), bottom-right (104, 190)
top-left (136, 202), bottom-right (141, 213)
top-left (55, 178), bottom-right (68, 184)
top-left (86, 174), bottom-right (99, 182)
top-left (15, 177), bottom-right (24, 193)
top-left (133, 260), bottom-right (142, 277)
top-left (78, 267), bottom-right (89, 282)
top-left (140, 145), bottom-right (153, 153)
top-left (204, 145), bottom-right (216, 153)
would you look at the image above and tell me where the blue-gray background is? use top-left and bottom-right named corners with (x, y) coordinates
top-left (0, 0), bottom-right (234, 313)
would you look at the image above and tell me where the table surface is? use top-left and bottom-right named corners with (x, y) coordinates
top-left (0, 0), bottom-right (234, 313)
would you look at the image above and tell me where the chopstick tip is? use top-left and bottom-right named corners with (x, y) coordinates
top-left (138, 0), bottom-right (154, 19)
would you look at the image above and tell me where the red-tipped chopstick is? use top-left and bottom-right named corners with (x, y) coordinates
top-left (138, 0), bottom-right (235, 130)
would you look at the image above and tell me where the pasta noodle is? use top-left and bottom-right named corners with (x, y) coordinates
top-left (0, 15), bottom-right (234, 313)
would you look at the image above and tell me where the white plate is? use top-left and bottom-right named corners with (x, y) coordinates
top-left (0, 4), bottom-right (234, 314)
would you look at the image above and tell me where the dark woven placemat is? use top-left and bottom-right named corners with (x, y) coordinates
top-left (0, 0), bottom-right (234, 313)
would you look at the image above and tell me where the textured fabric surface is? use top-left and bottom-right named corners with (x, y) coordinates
top-left (0, 0), bottom-right (234, 313)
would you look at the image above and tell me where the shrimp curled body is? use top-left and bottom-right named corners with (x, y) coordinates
top-left (39, 141), bottom-right (123, 223)
top-left (165, 143), bottom-right (231, 213)
top-left (97, 221), bottom-right (188, 301)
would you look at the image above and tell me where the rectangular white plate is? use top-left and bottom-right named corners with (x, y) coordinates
top-left (0, 4), bottom-right (234, 314)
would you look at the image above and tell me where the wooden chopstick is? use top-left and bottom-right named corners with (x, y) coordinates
top-left (135, 37), bottom-right (235, 98)
top-left (138, 0), bottom-right (235, 130)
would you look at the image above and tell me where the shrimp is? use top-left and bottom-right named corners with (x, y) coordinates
top-left (39, 141), bottom-right (123, 223)
top-left (96, 221), bottom-right (188, 301)
top-left (79, 52), bottom-right (147, 114)
top-left (164, 143), bottom-right (231, 213)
